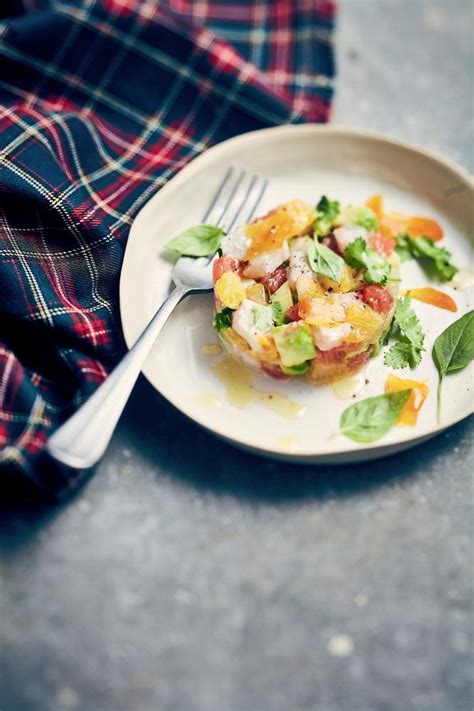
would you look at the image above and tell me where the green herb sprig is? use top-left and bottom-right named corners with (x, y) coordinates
top-left (165, 224), bottom-right (224, 257)
top-left (395, 234), bottom-right (458, 282)
top-left (213, 308), bottom-right (233, 333)
top-left (344, 237), bottom-right (390, 285)
top-left (340, 390), bottom-right (412, 443)
top-left (314, 196), bottom-right (340, 237)
top-left (384, 297), bottom-right (425, 369)
top-left (307, 239), bottom-right (344, 283)
top-left (433, 310), bottom-right (474, 422)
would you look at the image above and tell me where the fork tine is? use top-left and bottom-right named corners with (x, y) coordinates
top-left (225, 173), bottom-right (258, 232)
top-left (214, 168), bottom-right (247, 229)
top-left (218, 171), bottom-right (267, 231)
top-left (202, 166), bottom-right (243, 226)
top-left (244, 177), bottom-right (268, 223)
top-left (201, 165), bottom-right (235, 224)
top-left (202, 164), bottom-right (268, 235)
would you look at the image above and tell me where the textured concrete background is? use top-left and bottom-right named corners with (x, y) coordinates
top-left (1, 1), bottom-right (473, 710)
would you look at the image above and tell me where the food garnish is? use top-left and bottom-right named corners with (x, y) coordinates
top-left (165, 190), bottom-right (469, 443)
top-left (165, 224), bottom-right (223, 257)
top-left (407, 287), bottom-right (457, 312)
top-left (395, 234), bottom-right (458, 282)
top-left (385, 374), bottom-right (429, 426)
top-left (432, 311), bottom-right (474, 422)
top-left (344, 237), bottom-right (390, 285)
top-left (384, 297), bottom-right (425, 369)
top-left (339, 390), bottom-right (412, 443)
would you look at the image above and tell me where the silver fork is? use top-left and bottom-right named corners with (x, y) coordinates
top-left (46, 166), bottom-right (268, 470)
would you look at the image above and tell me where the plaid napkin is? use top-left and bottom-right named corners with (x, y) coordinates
top-left (0, 0), bottom-right (336, 494)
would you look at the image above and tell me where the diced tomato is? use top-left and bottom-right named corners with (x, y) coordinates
top-left (297, 297), bottom-right (312, 320)
top-left (321, 233), bottom-right (342, 256)
top-left (262, 364), bottom-right (291, 381)
top-left (317, 345), bottom-right (370, 368)
top-left (212, 255), bottom-right (239, 284)
top-left (285, 304), bottom-right (301, 322)
top-left (358, 284), bottom-right (394, 315)
top-left (369, 232), bottom-right (396, 256)
top-left (316, 345), bottom-right (351, 365)
top-left (261, 266), bottom-right (288, 294)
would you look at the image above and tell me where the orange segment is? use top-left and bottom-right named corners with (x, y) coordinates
top-left (380, 212), bottom-right (409, 239)
top-left (215, 272), bottom-right (246, 309)
top-left (408, 287), bottom-right (457, 312)
top-left (380, 212), bottom-right (444, 241)
top-left (365, 194), bottom-right (384, 221)
top-left (345, 302), bottom-right (384, 343)
top-left (318, 264), bottom-right (363, 293)
top-left (245, 200), bottom-right (315, 259)
top-left (406, 216), bottom-right (443, 241)
top-left (385, 374), bottom-right (429, 426)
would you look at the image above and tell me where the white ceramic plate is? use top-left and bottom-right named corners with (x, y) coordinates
top-left (120, 125), bottom-right (473, 463)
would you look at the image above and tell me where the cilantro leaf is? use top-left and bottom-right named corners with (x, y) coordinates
top-left (393, 296), bottom-right (425, 348)
top-left (412, 236), bottom-right (458, 281)
top-left (344, 237), bottom-right (390, 285)
top-left (394, 233), bottom-right (414, 262)
top-left (383, 296), bottom-right (425, 369)
top-left (395, 233), bottom-right (458, 281)
top-left (307, 239), bottom-right (344, 283)
top-left (384, 341), bottom-right (423, 369)
top-left (213, 308), bottom-right (233, 333)
top-left (314, 195), bottom-right (340, 236)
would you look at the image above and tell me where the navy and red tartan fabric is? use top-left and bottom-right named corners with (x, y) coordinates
top-left (0, 0), bottom-right (336, 493)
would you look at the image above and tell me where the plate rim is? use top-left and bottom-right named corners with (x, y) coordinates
top-left (120, 124), bottom-right (474, 462)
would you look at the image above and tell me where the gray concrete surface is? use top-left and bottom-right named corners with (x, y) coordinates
top-left (1, 1), bottom-right (473, 710)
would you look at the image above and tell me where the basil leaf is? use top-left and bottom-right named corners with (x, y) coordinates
top-left (432, 310), bottom-right (474, 421)
top-left (307, 239), bottom-right (344, 283)
top-left (314, 195), bottom-right (340, 236)
top-left (340, 390), bottom-right (412, 443)
top-left (213, 308), bottom-right (233, 333)
top-left (344, 237), bottom-right (390, 285)
top-left (165, 224), bottom-right (224, 257)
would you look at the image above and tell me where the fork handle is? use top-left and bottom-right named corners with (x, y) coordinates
top-left (46, 286), bottom-right (189, 470)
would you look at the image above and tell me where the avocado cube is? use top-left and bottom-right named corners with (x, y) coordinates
top-left (273, 323), bottom-right (316, 367)
top-left (281, 361), bottom-right (310, 376)
top-left (337, 205), bottom-right (378, 232)
top-left (271, 281), bottom-right (293, 325)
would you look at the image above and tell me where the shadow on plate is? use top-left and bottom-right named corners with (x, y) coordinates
top-left (116, 376), bottom-right (473, 504)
